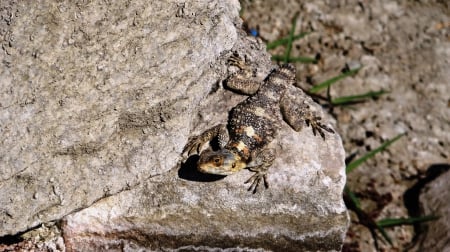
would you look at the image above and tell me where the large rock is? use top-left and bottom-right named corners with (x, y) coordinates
top-left (414, 167), bottom-right (450, 251)
top-left (0, 0), bottom-right (348, 250)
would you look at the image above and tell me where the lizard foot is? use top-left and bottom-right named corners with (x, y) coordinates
top-left (280, 93), bottom-right (335, 140)
top-left (182, 124), bottom-right (228, 157)
top-left (305, 115), bottom-right (335, 140)
top-left (244, 171), bottom-right (269, 194)
top-left (183, 135), bottom-right (204, 157)
top-left (228, 53), bottom-right (247, 70)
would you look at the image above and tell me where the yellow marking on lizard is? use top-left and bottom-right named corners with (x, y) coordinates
top-left (236, 141), bottom-right (247, 151)
top-left (230, 141), bottom-right (250, 159)
top-left (243, 126), bottom-right (255, 137)
top-left (254, 106), bottom-right (270, 118)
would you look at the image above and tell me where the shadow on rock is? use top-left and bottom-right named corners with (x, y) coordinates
top-left (403, 163), bottom-right (450, 250)
top-left (178, 155), bottom-right (226, 182)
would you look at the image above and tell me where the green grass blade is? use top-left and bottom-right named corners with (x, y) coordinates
top-left (287, 56), bottom-right (317, 63)
top-left (271, 55), bottom-right (317, 63)
top-left (331, 90), bottom-right (389, 105)
top-left (375, 224), bottom-right (393, 245)
top-left (346, 133), bottom-right (405, 174)
top-left (239, 5), bottom-right (244, 17)
top-left (377, 215), bottom-right (439, 228)
top-left (266, 32), bottom-right (309, 50)
top-left (344, 186), bottom-right (361, 209)
top-left (309, 67), bottom-right (361, 94)
top-left (344, 185), bottom-right (392, 245)
top-left (284, 12), bottom-right (299, 63)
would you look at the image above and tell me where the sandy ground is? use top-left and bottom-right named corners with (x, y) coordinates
top-left (240, 0), bottom-right (449, 251)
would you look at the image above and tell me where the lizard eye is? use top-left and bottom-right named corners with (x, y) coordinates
top-left (232, 163), bottom-right (236, 168)
top-left (213, 157), bottom-right (221, 165)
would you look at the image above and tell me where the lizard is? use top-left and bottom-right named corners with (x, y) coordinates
top-left (183, 55), bottom-right (334, 193)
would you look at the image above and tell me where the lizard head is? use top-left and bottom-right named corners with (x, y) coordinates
top-left (197, 149), bottom-right (246, 175)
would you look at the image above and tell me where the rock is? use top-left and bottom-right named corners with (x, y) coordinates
top-left (0, 0), bottom-right (238, 236)
top-left (415, 167), bottom-right (450, 251)
top-left (0, 0), bottom-right (348, 250)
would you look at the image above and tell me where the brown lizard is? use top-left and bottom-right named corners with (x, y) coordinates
top-left (183, 56), bottom-right (334, 193)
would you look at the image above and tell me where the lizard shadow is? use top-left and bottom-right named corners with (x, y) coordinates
top-left (178, 155), bottom-right (226, 182)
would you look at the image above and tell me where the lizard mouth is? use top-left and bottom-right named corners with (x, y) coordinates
top-left (197, 149), bottom-right (245, 176)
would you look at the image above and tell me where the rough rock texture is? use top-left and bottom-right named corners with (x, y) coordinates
top-left (415, 169), bottom-right (450, 251)
top-left (0, 0), bottom-right (238, 236)
top-left (0, 0), bottom-right (347, 251)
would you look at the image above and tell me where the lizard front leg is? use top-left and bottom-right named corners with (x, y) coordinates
top-left (225, 54), bottom-right (261, 95)
top-left (280, 93), bottom-right (334, 140)
top-left (245, 148), bottom-right (276, 193)
top-left (183, 124), bottom-right (229, 157)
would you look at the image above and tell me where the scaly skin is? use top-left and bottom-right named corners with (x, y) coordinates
top-left (184, 56), bottom-right (334, 193)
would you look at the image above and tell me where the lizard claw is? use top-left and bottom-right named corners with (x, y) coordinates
top-left (245, 172), bottom-right (269, 193)
top-left (228, 53), bottom-right (246, 69)
top-left (182, 124), bottom-right (228, 158)
top-left (183, 136), bottom-right (203, 157)
top-left (306, 116), bottom-right (335, 140)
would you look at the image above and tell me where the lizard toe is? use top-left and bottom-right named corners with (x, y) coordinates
top-left (245, 171), bottom-right (269, 193)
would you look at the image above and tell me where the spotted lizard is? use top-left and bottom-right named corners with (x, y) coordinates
top-left (183, 55), bottom-right (334, 193)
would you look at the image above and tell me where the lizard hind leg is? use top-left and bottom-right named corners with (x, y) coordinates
top-left (225, 54), bottom-right (261, 95)
top-left (280, 95), bottom-right (334, 140)
top-left (245, 148), bottom-right (276, 193)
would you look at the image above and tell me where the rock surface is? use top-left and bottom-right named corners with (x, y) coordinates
top-left (415, 168), bottom-right (450, 251)
top-left (0, 0), bottom-right (348, 250)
